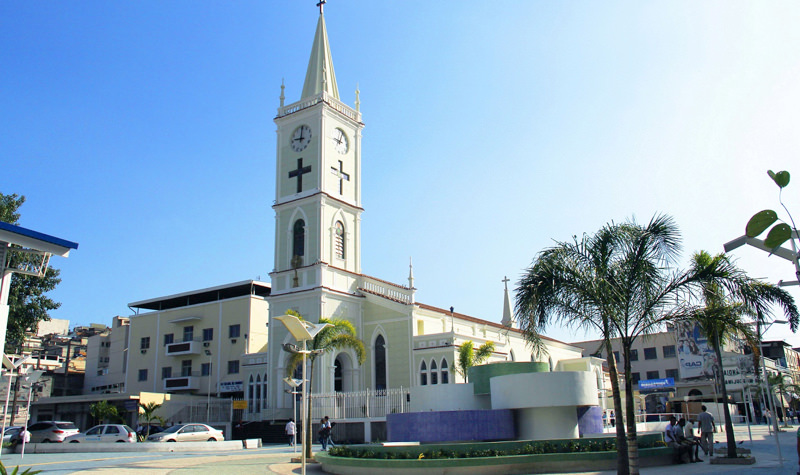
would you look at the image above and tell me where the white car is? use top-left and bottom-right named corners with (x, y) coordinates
top-left (1, 427), bottom-right (22, 443)
top-left (147, 423), bottom-right (224, 442)
top-left (27, 421), bottom-right (80, 443)
top-left (64, 424), bottom-right (136, 443)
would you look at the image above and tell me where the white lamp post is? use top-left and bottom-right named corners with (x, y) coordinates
top-left (759, 318), bottom-right (787, 465)
top-left (284, 377), bottom-right (302, 453)
top-left (0, 354), bottom-right (30, 460)
top-left (204, 349), bottom-right (212, 423)
top-left (275, 315), bottom-right (331, 475)
top-left (19, 370), bottom-right (43, 459)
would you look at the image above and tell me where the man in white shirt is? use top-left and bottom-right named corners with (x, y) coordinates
top-left (697, 405), bottom-right (715, 456)
top-left (285, 419), bottom-right (296, 446)
top-left (665, 416), bottom-right (690, 463)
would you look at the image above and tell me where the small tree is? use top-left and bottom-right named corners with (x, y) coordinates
top-left (768, 373), bottom-right (799, 427)
top-left (138, 402), bottom-right (162, 438)
top-left (89, 400), bottom-right (119, 425)
top-left (456, 340), bottom-right (495, 383)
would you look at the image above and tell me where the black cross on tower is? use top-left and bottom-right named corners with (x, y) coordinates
top-left (330, 160), bottom-right (350, 194)
top-left (288, 158), bottom-right (312, 193)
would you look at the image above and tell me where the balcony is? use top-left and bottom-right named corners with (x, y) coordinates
top-left (163, 374), bottom-right (201, 391)
top-left (165, 340), bottom-right (209, 356)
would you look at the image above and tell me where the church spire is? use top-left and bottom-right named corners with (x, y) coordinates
top-left (501, 276), bottom-right (516, 328)
top-left (301, 2), bottom-right (339, 100)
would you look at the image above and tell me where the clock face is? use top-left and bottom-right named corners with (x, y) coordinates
top-left (331, 128), bottom-right (349, 154)
top-left (291, 125), bottom-right (312, 152)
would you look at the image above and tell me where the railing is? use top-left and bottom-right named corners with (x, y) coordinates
top-left (360, 276), bottom-right (412, 305)
top-left (309, 387), bottom-right (410, 420)
top-left (277, 92), bottom-right (361, 122)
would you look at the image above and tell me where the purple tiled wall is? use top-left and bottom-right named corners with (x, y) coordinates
top-left (387, 409), bottom-right (515, 443)
top-left (577, 406), bottom-right (604, 436)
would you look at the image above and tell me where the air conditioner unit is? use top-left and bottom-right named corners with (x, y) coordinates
top-left (203, 342), bottom-right (210, 348)
top-left (230, 339), bottom-right (237, 344)
top-left (141, 349), bottom-right (147, 354)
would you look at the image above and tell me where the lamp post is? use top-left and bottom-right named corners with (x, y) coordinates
top-left (20, 370), bottom-right (43, 459)
top-left (284, 377), bottom-right (302, 453)
top-left (0, 354), bottom-right (30, 461)
top-left (275, 315), bottom-right (331, 475)
top-left (204, 349), bottom-right (212, 422)
top-left (758, 318), bottom-right (787, 465)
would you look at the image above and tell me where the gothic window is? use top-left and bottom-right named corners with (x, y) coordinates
top-left (430, 359), bottom-right (438, 385)
top-left (374, 335), bottom-right (387, 391)
top-left (334, 358), bottom-right (343, 392)
top-left (248, 375), bottom-right (254, 413)
top-left (441, 359), bottom-right (449, 384)
top-left (293, 219), bottom-right (305, 262)
top-left (334, 221), bottom-right (345, 259)
top-left (262, 374), bottom-right (268, 409)
top-left (256, 374), bottom-right (262, 412)
top-left (420, 361), bottom-right (427, 386)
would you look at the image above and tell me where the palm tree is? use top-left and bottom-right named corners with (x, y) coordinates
top-left (768, 373), bottom-right (800, 427)
top-left (283, 311), bottom-right (365, 459)
top-left (89, 400), bottom-right (119, 425)
top-left (456, 340), bottom-right (495, 383)
top-left (138, 402), bottom-right (162, 439)
top-left (516, 223), bottom-right (629, 474)
top-left (687, 251), bottom-right (798, 457)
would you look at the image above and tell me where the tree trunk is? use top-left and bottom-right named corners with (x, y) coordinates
top-left (305, 358), bottom-right (316, 460)
top-left (606, 341), bottom-right (629, 475)
top-left (622, 341), bottom-right (639, 475)
top-left (715, 343), bottom-right (737, 459)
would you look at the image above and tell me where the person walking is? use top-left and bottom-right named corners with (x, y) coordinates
top-left (323, 416), bottom-right (336, 448)
top-left (285, 419), bottom-right (296, 447)
top-left (318, 418), bottom-right (329, 451)
top-left (697, 405), bottom-right (716, 457)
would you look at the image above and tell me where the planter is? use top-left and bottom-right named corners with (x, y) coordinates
top-left (710, 456), bottom-right (756, 465)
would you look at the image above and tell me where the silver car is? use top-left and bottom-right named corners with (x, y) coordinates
top-left (146, 423), bottom-right (224, 442)
top-left (64, 424), bottom-right (136, 443)
top-left (27, 421), bottom-right (79, 443)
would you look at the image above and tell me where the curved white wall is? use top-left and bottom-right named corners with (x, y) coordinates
top-left (490, 371), bottom-right (598, 409)
top-left (410, 384), bottom-right (490, 412)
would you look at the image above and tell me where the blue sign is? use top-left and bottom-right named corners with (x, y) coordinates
top-left (638, 378), bottom-right (674, 390)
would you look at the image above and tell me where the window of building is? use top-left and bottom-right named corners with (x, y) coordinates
top-left (181, 360), bottom-right (192, 377)
top-left (646, 370), bottom-right (660, 380)
top-left (334, 359), bottom-right (343, 392)
top-left (662, 345), bottom-right (676, 358)
top-left (229, 324), bottom-right (241, 339)
top-left (430, 359), bottom-right (438, 385)
top-left (255, 374), bottom-right (262, 411)
top-left (374, 335), bottom-right (387, 391)
top-left (631, 372), bottom-right (641, 384)
top-left (228, 360), bottom-right (240, 374)
top-left (140, 337), bottom-right (150, 350)
top-left (643, 347), bottom-right (657, 360)
top-left (613, 351), bottom-right (620, 362)
top-left (441, 359), bottom-right (449, 384)
top-left (162, 367), bottom-right (172, 379)
top-left (293, 219), bottom-right (305, 261)
top-left (201, 362), bottom-right (211, 377)
top-left (203, 328), bottom-right (214, 342)
top-left (183, 326), bottom-right (194, 342)
top-left (420, 361), bottom-right (427, 386)
top-left (164, 333), bottom-right (174, 346)
top-left (138, 369), bottom-right (148, 381)
top-left (334, 221), bottom-right (345, 259)
top-left (665, 368), bottom-right (679, 380)
top-left (629, 349), bottom-right (638, 361)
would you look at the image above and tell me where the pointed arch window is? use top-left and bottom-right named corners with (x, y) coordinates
top-left (334, 358), bottom-right (343, 392)
top-left (334, 221), bottom-right (345, 259)
top-left (441, 359), bottom-right (449, 384)
top-left (262, 373), bottom-right (268, 410)
top-left (248, 375), bottom-right (255, 413)
top-left (430, 359), bottom-right (438, 385)
top-left (420, 361), bottom-right (428, 386)
top-left (255, 374), bottom-right (262, 413)
top-left (374, 335), bottom-right (387, 391)
top-left (293, 219), bottom-right (305, 262)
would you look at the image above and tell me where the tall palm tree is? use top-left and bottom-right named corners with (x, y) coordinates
top-left (517, 223), bottom-right (630, 474)
top-left (138, 402), bottom-right (162, 439)
top-left (768, 373), bottom-right (800, 427)
top-left (456, 340), bottom-right (495, 383)
top-left (283, 311), bottom-right (365, 459)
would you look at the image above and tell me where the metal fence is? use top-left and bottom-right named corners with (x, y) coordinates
top-left (309, 387), bottom-right (410, 420)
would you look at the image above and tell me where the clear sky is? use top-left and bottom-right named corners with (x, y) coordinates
top-left (2, 1), bottom-right (800, 347)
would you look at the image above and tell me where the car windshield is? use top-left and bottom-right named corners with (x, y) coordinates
top-left (160, 425), bottom-right (182, 434)
top-left (56, 422), bottom-right (78, 430)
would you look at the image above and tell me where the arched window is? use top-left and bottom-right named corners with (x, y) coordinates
top-left (509, 350), bottom-right (516, 362)
top-left (374, 335), bottom-right (387, 391)
top-left (255, 374), bottom-right (261, 412)
top-left (292, 219), bottom-right (305, 262)
top-left (420, 361), bottom-right (427, 386)
top-left (334, 358), bottom-right (343, 392)
top-left (248, 375), bottom-right (254, 413)
top-left (262, 373), bottom-right (268, 410)
top-left (334, 221), bottom-right (345, 259)
top-left (430, 359), bottom-right (438, 385)
top-left (441, 359), bottom-right (449, 384)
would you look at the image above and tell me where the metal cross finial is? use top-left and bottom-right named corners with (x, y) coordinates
top-left (502, 276), bottom-right (510, 290)
top-left (317, 0), bottom-right (326, 14)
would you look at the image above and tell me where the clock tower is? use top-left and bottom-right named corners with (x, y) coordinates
top-left (270, 7), bottom-right (364, 297)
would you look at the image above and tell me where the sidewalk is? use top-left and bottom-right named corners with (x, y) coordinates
top-left (59, 424), bottom-right (800, 474)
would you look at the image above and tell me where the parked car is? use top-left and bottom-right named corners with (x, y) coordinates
top-left (146, 423), bottom-right (224, 442)
top-left (27, 421), bottom-right (79, 443)
top-left (1, 427), bottom-right (23, 443)
top-left (64, 424), bottom-right (136, 443)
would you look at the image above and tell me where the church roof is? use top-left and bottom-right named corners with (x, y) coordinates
top-left (301, 12), bottom-right (339, 100)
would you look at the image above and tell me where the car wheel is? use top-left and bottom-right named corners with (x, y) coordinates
top-left (116, 440), bottom-right (126, 443)
top-left (70, 440), bottom-right (80, 443)
top-left (167, 439), bottom-right (176, 442)
top-left (208, 438), bottom-right (217, 442)
top-left (42, 439), bottom-right (51, 443)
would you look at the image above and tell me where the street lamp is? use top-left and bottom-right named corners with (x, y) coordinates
top-left (758, 318), bottom-right (787, 465)
top-left (0, 354), bottom-right (30, 461)
top-left (204, 349), bottom-right (212, 422)
top-left (283, 377), bottom-right (302, 453)
top-left (275, 315), bottom-right (331, 475)
top-left (20, 370), bottom-right (43, 459)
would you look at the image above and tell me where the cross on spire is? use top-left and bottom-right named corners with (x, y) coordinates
top-left (289, 158), bottom-right (312, 193)
top-left (317, 0), bottom-right (326, 14)
top-left (502, 276), bottom-right (510, 290)
top-left (330, 160), bottom-right (350, 194)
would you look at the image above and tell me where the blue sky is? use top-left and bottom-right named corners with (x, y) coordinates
top-left (2, 1), bottom-right (800, 347)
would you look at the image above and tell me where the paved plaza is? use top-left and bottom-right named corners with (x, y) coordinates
top-left (0, 423), bottom-right (796, 474)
